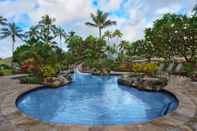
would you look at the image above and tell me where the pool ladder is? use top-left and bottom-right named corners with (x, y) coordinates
top-left (161, 102), bottom-right (172, 115)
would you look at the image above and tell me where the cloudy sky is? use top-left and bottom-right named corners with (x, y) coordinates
top-left (0, 0), bottom-right (196, 58)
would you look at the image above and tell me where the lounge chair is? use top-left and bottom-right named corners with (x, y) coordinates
top-left (166, 63), bottom-right (175, 74)
top-left (157, 63), bottom-right (167, 77)
top-left (173, 63), bottom-right (185, 75)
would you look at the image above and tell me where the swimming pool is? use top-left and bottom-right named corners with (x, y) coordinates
top-left (16, 72), bottom-right (178, 125)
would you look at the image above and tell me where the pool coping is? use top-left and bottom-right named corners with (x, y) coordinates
top-left (0, 75), bottom-right (197, 131)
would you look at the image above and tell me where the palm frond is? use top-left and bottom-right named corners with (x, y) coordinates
top-left (0, 16), bottom-right (7, 25)
top-left (90, 13), bottom-right (98, 24)
top-left (101, 20), bottom-right (117, 28)
top-left (0, 33), bottom-right (10, 39)
top-left (85, 22), bottom-right (97, 27)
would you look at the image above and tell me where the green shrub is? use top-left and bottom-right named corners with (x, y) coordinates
top-left (183, 63), bottom-right (194, 75)
top-left (0, 64), bottom-right (13, 76)
top-left (0, 69), bottom-right (13, 76)
top-left (41, 65), bottom-right (57, 78)
top-left (132, 63), bottom-right (159, 74)
top-left (20, 75), bottom-right (41, 84)
top-left (0, 64), bottom-right (11, 70)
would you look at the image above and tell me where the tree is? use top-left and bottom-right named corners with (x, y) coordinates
top-left (145, 13), bottom-right (197, 63)
top-left (55, 27), bottom-right (66, 48)
top-left (13, 43), bottom-right (66, 77)
top-left (103, 31), bottom-right (112, 42)
top-left (66, 34), bottom-right (84, 62)
top-left (0, 22), bottom-right (24, 66)
top-left (193, 3), bottom-right (197, 16)
top-left (37, 15), bottom-right (57, 44)
top-left (85, 10), bottom-right (116, 38)
top-left (131, 39), bottom-right (154, 62)
top-left (112, 29), bottom-right (123, 42)
top-left (25, 26), bottom-right (40, 44)
top-left (118, 40), bottom-right (130, 63)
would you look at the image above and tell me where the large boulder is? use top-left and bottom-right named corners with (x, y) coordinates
top-left (118, 76), bottom-right (168, 91)
top-left (43, 75), bottom-right (72, 88)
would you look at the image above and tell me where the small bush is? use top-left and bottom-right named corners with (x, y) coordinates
top-left (41, 65), bottom-right (57, 78)
top-left (0, 64), bottom-right (13, 76)
top-left (143, 63), bottom-right (159, 74)
top-left (132, 64), bottom-right (142, 73)
top-left (183, 63), bottom-right (194, 76)
top-left (20, 75), bottom-right (41, 84)
top-left (132, 63), bottom-right (159, 74)
top-left (0, 69), bottom-right (13, 76)
top-left (0, 64), bottom-right (11, 70)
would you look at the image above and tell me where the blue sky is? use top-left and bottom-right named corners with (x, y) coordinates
top-left (0, 0), bottom-right (196, 58)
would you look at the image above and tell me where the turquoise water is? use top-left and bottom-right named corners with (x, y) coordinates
top-left (16, 72), bottom-right (178, 125)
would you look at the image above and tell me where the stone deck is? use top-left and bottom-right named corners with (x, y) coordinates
top-left (0, 75), bottom-right (197, 131)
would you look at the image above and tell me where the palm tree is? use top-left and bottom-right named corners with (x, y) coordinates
top-left (25, 26), bottom-right (40, 43)
top-left (55, 27), bottom-right (66, 48)
top-left (119, 40), bottom-right (130, 54)
top-left (68, 31), bottom-right (75, 37)
top-left (193, 4), bottom-right (197, 16)
top-left (112, 29), bottom-right (123, 39)
top-left (85, 10), bottom-right (116, 38)
top-left (103, 31), bottom-right (112, 42)
top-left (0, 22), bottom-right (24, 66)
top-left (112, 29), bottom-right (123, 46)
top-left (38, 15), bottom-right (57, 44)
top-left (0, 16), bottom-right (7, 25)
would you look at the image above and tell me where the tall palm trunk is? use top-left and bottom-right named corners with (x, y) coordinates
top-left (99, 28), bottom-right (102, 38)
top-left (11, 40), bottom-right (15, 68)
top-left (60, 36), bottom-right (62, 48)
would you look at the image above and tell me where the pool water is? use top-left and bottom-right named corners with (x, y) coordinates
top-left (16, 72), bottom-right (178, 125)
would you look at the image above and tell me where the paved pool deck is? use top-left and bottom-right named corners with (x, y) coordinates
top-left (0, 75), bottom-right (197, 131)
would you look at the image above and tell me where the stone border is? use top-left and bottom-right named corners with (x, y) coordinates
top-left (0, 75), bottom-right (197, 131)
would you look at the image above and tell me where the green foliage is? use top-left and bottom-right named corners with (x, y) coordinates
top-left (0, 64), bottom-right (11, 70)
top-left (85, 10), bottom-right (116, 38)
top-left (0, 69), bottom-right (13, 76)
top-left (0, 64), bottom-right (13, 76)
top-left (183, 63), bottom-right (194, 75)
top-left (41, 65), bottom-right (57, 78)
top-left (144, 13), bottom-right (197, 62)
top-left (132, 63), bottom-right (159, 75)
top-left (66, 34), bottom-right (84, 62)
top-left (25, 15), bottom-right (59, 45)
top-left (20, 75), bottom-right (41, 84)
top-left (13, 43), bottom-right (65, 77)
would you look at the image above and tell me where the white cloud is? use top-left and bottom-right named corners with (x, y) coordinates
top-left (30, 0), bottom-right (93, 24)
top-left (0, 0), bottom-right (196, 58)
top-left (99, 0), bottom-right (123, 12)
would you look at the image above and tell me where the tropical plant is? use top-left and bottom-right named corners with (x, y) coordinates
top-left (55, 26), bottom-right (66, 48)
top-left (37, 15), bottom-right (57, 44)
top-left (85, 10), bottom-right (116, 38)
top-left (132, 63), bottom-right (158, 75)
top-left (144, 13), bottom-right (197, 63)
top-left (66, 34), bottom-right (84, 62)
top-left (112, 29), bottom-right (123, 44)
top-left (13, 43), bottom-right (66, 77)
top-left (193, 3), bottom-right (197, 16)
top-left (25, 26), bottom-right (40, 44)
top-left (117, 40), bottom-right (130, 63)
top-left (41, 65), bottom-right (57, 78)
top-left (0, 22), bottom-right (24, 66)
top-left (103, 31), bottom-right (113, 46)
